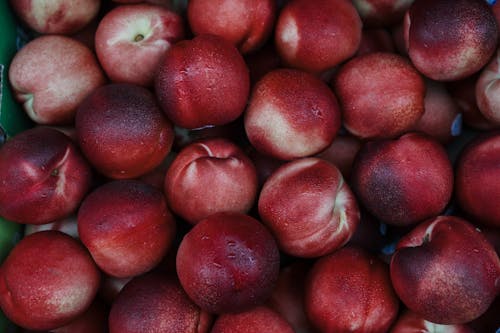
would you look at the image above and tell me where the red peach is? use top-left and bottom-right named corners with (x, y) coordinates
top-left (75, 83), bottom-right (174, 179)
top-left (389, 309), bottom-right (474, 333)
top-left (176, 212), bottom-right (280, 314)
top-left (351, 132), bottom-right (453, 226)
top-left (109, 272), bottom-right (212, 333)
top-left (455, 131), bottom-right (500, 227)
top-left (305, 246), bottom-right (400, 332)
top-left (258, 157), bottom-right (360, 258)
top-left (412, 79), bottom-right (462, 144)
top-left (9, 0), bottom-right (100, 34)
top-left (211, 306), bottom-right (295, 333)
top-left (8, 35), bottom-right (105, 125)
top-left (164, 138), bottom-right (258, 224)
top-left (187, 0), bottom-right (276, 54)
top-left (95, 4), bottom-right (185, 86)
top-left (0, 231), bottom-right (100, 331)
top-left (155, 34), bottom-right (250, 129)
top-left (404, 0), bottom-right (498, 81)
top-left (274, 0), bottom-right (362, 74)
top-left (333, 52), bottom-right (425, 139)
top-left (390, 216), bottom-right (500, 324)
top-left (352, 0), bottom-right (414, 27)
top-left (475, 48), bottom-right (500, 125)
top-left (244, 69), bottom-right (341, 160)
top-left (0, 127), bottom-right (93, 225)
top-left (77, 180), bottom-right (176, 278)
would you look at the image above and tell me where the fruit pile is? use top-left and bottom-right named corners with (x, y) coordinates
top-left (0, 0), bottom-right (499, 332)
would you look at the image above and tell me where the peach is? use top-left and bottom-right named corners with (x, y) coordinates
top-left (333, 52), bottom-right (425, 139)
top-left (9, 0), bottom-right (100, 34)
top-left (75, 83), bottom-right (174, 179)
top-left (164, 138), bottom-right (258, 224)
top-left (412, 79), bottom-right (462, 144)
top-left (8, 35), bottom-right (106, 125)
top-left (475, 48), bottom-right (500, 125)
top-left (244, 69), bottom-right (341, 160)
top-left (455, 131), bottom-right (500, 227)
top-left (77, 179), bottom-right (176, 278)
top-left (305, 246), bottom-right (400, 332)
top-left (389, 309), bottom-right (474, 333)
top-left (109, 272), bottom-right (212, 333)
top-left (187, 0), bottom-right (276, 54)
top-left (0, 231), bottom-right (100, 331)
top-left (95, 3), bottom-right (185, 86)
top-left (258, 157), bottom-right (360, 258)
top-left (352, 0), bottom-right (414, 27)
top-left (351, 132), bottom-right (453, 226)
top-left (274, 0), bottom-right (362, 74)
top-left (211, 306), bottom-right (295, 333)
top-left (155, 34), bottom-right (250, 129)
top-left (390, 216), bottom-right (500, 324)
top-left (176, 212), bottom-right (280, 314)
top-left (0, 127), bottom-right (93, 225)
top-left (404, 0), bottom-right (498, 81)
